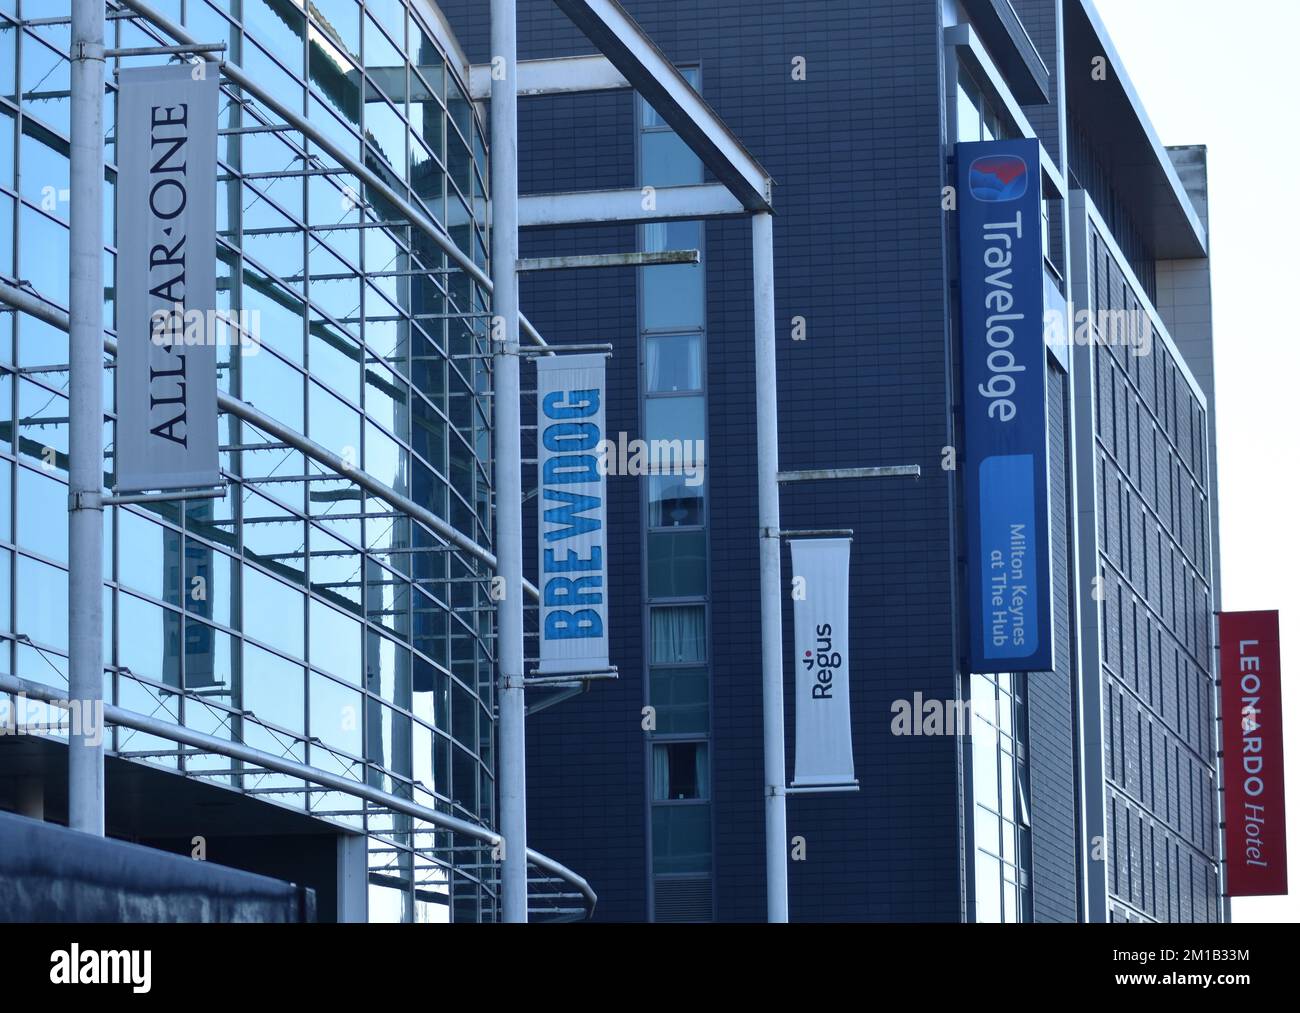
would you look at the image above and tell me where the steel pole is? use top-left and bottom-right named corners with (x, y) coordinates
top-left (67, 0), bottom-right (106, 836)
top-left (753, 211), bottom-right (788, 921)
top-left (490, 0), bottom-right (527, 924)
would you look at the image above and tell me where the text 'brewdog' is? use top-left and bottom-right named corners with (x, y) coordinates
top-left (536, 354), bottom-right (609, 675)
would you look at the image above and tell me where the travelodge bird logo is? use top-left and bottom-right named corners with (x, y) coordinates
top-left (968, 154), bottom-right (1029, 202)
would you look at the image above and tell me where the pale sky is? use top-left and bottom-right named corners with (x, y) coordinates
top-left (1092, 0), bottom-right (1299, 923)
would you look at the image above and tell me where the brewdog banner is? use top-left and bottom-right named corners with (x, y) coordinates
top-left (790, 538), bottom-right (856, 789)
top-left (116, 64), bottom-right (220, 493)
top-left (536, 354), bottom-right (608, 674)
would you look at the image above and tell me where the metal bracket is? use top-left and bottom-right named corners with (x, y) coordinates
top-left (519, 342), bottom-right (614, 356)
top-left (777, 465), bottom-right (921, 483)
top-left (104, 42), bottom-right (226, 59)
top-left (517, 250), bottom-right (699, 272)
top-left (68, 490), bottom-right (103, 511)
top-left (524, 668), bottom-right (619, 687)
top-left (104, 483), bottom-right (228, 506)
top-left (779, 528), bottom-right (853, 540)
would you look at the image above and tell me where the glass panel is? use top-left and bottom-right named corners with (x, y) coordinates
top-left (648, 474), bottom-right (704, 528)
top-left (183, 618), bottom-right (234, 694)
top-left (652, 742), bottom-right (709, 800)
top-left (640, 130), bottom-right (702, 187)
top-left (957, 64), bottom-right (982, 144)
top-left (243, 566), bottom-right (306, 659)
top-left (649, 667), bottom-right (709, 734)
top-left (645, 333), bottom-right (701, 393)
top-left (243, 641), bottom-right (305, 734)
top-left (975, 851), bottom-right (1002, 922)
top-left (645, 396), bottom-right (705, 454)
top-left (310, 670), bottom-right (363, 756)
top-left (651, 804), bottom-right (711, 875)
top-left (117, 592), bottom-right (182, 689)
top-left (647, 529), bottom-right (706, 598)
top-left (650, 605), bottom-right (706, 664)
top-left (16, 554), bottom-right (66, 653)
top-left (17, 466), bottom-right (68, 563)
top-left (310, 598), bottom-right (363, 684)
top-left (972, 717), bottom-right (997, 807)
top-left (640, 67), bottom-right (699, 128)
top-left (184, 539), bottom-right (236, 630)
top-left (641, 225), bottom-right (703, 330)
top-left (116, 507), bottom-right (175, 603)
top-left (311, 0), bottom-right (361, 62)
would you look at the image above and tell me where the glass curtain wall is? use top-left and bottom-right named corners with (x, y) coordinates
top-left (0, 0), bottom-right (496, 922)
top-left (970, 671), bottom-right (1033, 922)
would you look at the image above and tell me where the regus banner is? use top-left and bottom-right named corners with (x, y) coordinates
top-left (790, 538), bottom-right (856, 789)
top-left (956, 139), bottom-right (1054, 674)
top-left (115, 64), bottom-right (220, 493)
top-left (536, 354), bottom-right (608, 674)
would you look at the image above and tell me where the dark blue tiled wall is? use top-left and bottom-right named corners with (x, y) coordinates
top-left (440, 0), bottom-right (965, 922)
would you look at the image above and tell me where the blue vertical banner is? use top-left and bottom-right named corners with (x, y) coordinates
top-left (536, 354), bottom-right (609, 675)
top-left (956, 139), bottom-right (1054, 673)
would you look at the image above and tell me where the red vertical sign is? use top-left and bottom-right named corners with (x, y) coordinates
top-left (1218, 611), bottom-right (1288, 896)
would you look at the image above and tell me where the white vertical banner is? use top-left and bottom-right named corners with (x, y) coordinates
top-left (790, 537), bottom-right (856, 788)
top-left (115, 64), bottom-right (220, 493)
top-left (536, 354), bottom-right (608, 674)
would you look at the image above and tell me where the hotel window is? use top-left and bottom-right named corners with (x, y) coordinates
top-left (956, 60), bottom-right (1012, 144)
top-left (971, 671), bottom-right (1033, 922)
top-left (639, 68), bottom-right (713, 920)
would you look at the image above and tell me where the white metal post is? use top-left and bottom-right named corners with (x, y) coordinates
top-left (68, 0), bottom-right (106, 836)
top-left (753, 211), bottom-right (788, 921)
top-left (490, 0), bottom-right (527, 923)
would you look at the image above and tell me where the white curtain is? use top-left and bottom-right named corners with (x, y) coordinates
top-left (646, 335), bottom-right (702, 393)
top-left (651, 606), bottom-right (706, 664)
top-left (653, 745), bottom-right (670, 799)
top-left (694, 743), bottom-right (709, 800)
top-left (643, 222), bottom-right (669, 253)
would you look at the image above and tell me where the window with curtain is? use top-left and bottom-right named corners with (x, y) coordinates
top-left (650, 605), bottom-right (707, 664)
top-left (652, 742), bottom-right (709, 800)
top-left (646, 333), bottom-right (702, 393)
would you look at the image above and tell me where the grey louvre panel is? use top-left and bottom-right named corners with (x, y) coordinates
top-left (655, 878), bottom-right (712, 922)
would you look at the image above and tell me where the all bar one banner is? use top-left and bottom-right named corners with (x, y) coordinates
top-left (1219, 610), bottom-right (1288, 896)
top-left (790, 538), bottom-right (856, 789)
top-left (115, 64), bottom-right (220, 493)
top-left (536, 354), bottom-right (608, 675)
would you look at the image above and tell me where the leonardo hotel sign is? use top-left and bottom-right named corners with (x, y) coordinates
top-left (1218, 610), bottom-right (1288, 896)
top-left (956, 140), bottom-right (1053, 673)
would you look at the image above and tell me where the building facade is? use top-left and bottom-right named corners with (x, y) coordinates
top-left (436, 0), bottom-right (1224, 922)
top-left (0, 0), bottom-right (596, 922)
top-left (0, 0), bottom-right (1224, 926)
